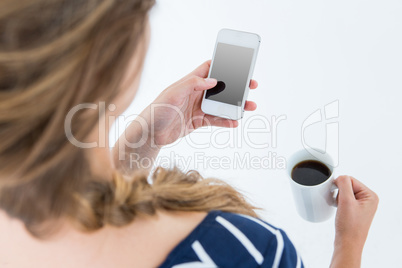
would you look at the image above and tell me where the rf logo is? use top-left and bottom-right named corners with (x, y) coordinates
top-left (301, 100), bottom-right (339, 167)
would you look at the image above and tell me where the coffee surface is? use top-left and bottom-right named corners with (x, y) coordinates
top-left (291, 160), bottom-right (331, 186)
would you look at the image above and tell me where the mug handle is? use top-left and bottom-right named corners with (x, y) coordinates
top-left (330, 182), bottom-right (339, 207)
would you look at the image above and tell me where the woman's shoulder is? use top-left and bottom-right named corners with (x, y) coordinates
top-left (160, 210), bottom-right (304, 268)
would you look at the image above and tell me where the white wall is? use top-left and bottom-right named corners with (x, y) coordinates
top-left (110, 1), bottom-right (402, 267)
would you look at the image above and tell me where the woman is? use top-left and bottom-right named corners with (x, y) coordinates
top-left (0, 0), bottom-right (378, 267)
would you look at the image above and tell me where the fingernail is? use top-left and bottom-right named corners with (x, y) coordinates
top-left (204, 78), bottom-right (217, 85)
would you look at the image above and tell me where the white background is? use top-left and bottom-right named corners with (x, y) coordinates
top-left (110, 1), bottom-right (402, 267)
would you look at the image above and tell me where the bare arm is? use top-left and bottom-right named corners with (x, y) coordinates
top-left (112, 61), bottom-right (258, 175)
top-left (112, 114), bottom-right (160, 174)
top-left (330, 176), bottom-right (379, 268)
top-left (331, 239), bottom-right (363, 268)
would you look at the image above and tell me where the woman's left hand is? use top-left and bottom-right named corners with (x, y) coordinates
top-left (113, 60), bottom-right (258, 172)
top-left (141, 60), bottom-right (258, 147)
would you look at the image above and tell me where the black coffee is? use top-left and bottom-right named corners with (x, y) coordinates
top-left (291, 160), bottom-right (331, 186)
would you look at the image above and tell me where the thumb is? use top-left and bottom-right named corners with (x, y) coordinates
top-left (335, 175), bottom-right (356, 202)
top-left (203, 78), bottom-right (218, 88)
top-left (186, 76), bottom-right (217, 92)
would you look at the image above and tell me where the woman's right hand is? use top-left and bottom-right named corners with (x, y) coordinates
top-left (331, 175), bottom-right (379, 268)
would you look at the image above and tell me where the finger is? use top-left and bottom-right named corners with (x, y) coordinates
top-left (349, 176), bottom-right (378, 203)
top-left (169, 60), bottom-right (212, 89)
top-left (183, 76), bottom-right (217, 93)
top-left (249, 79), bottom-right (258, 89)
top-left (190, 60), bottom-right (212, 78)
top-left (244, 101), bottom-right (257, 111)
top-left (334, 175), bottom-right (356, 201)
top-left (203, 114), bottom-right (239, 128)
top-left (349, 176), bottom-right (369, 195)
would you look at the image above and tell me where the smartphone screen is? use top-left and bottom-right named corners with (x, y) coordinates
top-left (205, 43), bottom-right (255, 106)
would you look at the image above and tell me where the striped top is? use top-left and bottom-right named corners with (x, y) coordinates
top-left (159, 210), bottom-right (304, 268)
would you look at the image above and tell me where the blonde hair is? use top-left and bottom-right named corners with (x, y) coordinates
top-left (0, 0), bottom-right (257, 238)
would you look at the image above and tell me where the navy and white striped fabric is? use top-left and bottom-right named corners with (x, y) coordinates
top-left (159, 210), bottom-right (304, 268)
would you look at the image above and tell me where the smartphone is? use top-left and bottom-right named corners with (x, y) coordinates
top-left (201, 29), bottom-right (260, 120)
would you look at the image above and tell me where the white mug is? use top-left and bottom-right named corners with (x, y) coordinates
top-left (287, 149), bottom-right (338, 222)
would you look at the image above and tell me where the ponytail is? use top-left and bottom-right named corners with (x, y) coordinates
top-left (72, 167), bottom-right (258, 233)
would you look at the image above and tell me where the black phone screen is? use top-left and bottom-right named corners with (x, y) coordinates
top-left (205, 43), bottom-right (254, 106)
